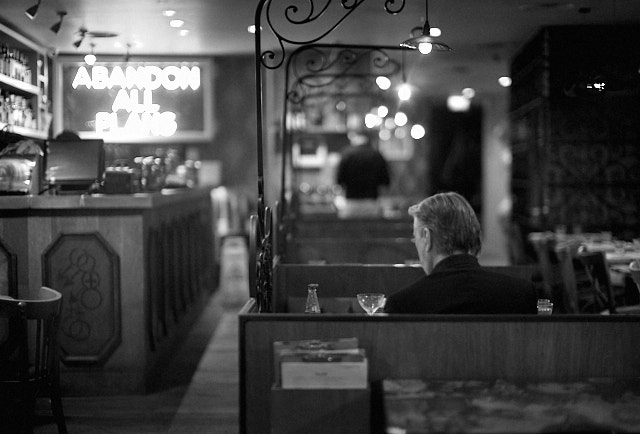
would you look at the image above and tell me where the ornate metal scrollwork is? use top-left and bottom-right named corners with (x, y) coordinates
top-left (255, 201), bottom-right (273, 312)
top-left (256, 0), bottom-right (406, 70)
top-left (286, 44), bottom-right (401, 106)
top-left (252, 0), bottom-right (408, 312)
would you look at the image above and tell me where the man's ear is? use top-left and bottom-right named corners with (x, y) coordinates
top-left (423, 227), bottom-right (432, 251)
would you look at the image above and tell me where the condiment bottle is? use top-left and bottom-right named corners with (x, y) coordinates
top-left (305, 283), bottom-right (321, 313)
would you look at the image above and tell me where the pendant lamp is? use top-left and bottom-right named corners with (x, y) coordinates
top-left (400, 0), bottom-right (451, 53)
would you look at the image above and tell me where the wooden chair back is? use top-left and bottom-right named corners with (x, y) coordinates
top-left (554, 244), bottom-right (580, 313)
top-left (631, 260), bottom-right (640, 290)
top-left (577, 250), bottom-right (617, 314)
top-left (528, 233), bottom-right (557, 300)
top-left (0, 286), bottom-right (67, 433)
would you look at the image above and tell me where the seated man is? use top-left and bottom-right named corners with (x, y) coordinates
top-left (385, 192), bottom-right (537, 314)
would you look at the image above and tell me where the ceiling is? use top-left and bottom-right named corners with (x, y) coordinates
top-left (1, 0), bottom-right (640, 98)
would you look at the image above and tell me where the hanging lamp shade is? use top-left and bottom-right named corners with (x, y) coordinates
top-left (25, 0), bottom-right (42, 20)
top-left (400, 0), bottom-right (451, 52)
top-left (50, 11), bottom-right (67, 34)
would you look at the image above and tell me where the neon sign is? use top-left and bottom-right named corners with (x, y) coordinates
top-left (64, 63), bottom-right (204, 139)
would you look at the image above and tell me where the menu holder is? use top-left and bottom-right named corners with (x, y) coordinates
top-left (280, 349), bottom-right (368, 390)
top-left (273, 337), bottom-right (360, 387)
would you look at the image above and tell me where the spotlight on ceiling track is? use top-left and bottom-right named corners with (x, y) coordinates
top-left (400, 0), bottom-right (451, 54)
top-left (50, 11), bottom-right (67, 34)
top-left (73, 28), bottom-right (87, 49)
top-left (25, 0), bottom-right (42, 20)
top-left (84, 43), bottom-right (97, 66)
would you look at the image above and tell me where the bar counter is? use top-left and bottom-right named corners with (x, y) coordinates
top-left (0, 187), bottom-right (215, 395)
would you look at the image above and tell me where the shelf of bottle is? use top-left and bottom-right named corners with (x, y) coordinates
top-left (0, 73), bottom-right (39, 97)
top-left (293, 127), bottom-right (348, 134)
top-left (0, 122), bottom-right (48, 140)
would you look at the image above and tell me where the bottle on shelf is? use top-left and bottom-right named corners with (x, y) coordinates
top-left (0, 43), bottom-right (32, 84)
top-left (305, 283), bottom-right (321, 313)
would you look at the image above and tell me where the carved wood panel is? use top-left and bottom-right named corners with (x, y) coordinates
top-left (0, 236), bottom-right (17, 298)
top-left (42, 232), bottom-right (121, 366)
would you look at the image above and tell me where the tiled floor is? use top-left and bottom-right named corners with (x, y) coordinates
top-left (32, 289), bottom-right (241, 434)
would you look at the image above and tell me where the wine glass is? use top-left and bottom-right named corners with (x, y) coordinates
top-left (630, 259), bottom-right (640, 299)
top-left (357, 293), bottom-right (386, 316)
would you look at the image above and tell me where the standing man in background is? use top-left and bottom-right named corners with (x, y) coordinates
top-left (335, 133), bottom-right (390, 217)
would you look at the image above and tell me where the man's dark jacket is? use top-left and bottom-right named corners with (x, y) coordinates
top-left (384, 254), bottom-right (538, 314)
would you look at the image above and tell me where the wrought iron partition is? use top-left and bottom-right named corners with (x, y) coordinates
top-left (278, 44), bottom-right (410, 262)
top-left (252, 0), bottom-right (408, 312)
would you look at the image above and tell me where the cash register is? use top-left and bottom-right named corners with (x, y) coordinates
top-left (43, 138), bottom-right (105, 194)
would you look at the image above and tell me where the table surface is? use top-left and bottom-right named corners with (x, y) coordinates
top-left (383, 378), bottom-right (640, 433)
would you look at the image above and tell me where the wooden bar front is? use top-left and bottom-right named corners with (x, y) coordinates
top-left (0, 188), bottom-right (215, 394)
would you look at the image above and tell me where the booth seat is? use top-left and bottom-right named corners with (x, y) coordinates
top-left (239, 300), bottom-right (640, 433)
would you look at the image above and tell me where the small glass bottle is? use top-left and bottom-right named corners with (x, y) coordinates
top-left (537, 298), bottom-right (553, 315)
top-left (305, 283), bottom-right (321, 313)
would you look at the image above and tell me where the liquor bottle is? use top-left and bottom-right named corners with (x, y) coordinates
top-left (305, 284), bottom-right (321, 313)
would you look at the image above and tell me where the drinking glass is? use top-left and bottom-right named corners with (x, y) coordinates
top-left (357, 293), bottom-right (386, 316)
top-left (537, 298), bottom-right (553, 315)
top-left (630, 259), bottom-right (640, 298)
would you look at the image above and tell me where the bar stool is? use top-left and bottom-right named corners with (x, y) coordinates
top-left (0, 287), bottom-right (67, 433)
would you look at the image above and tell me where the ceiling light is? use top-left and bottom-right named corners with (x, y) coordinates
top-left (447, 95), bottom-right (470, 112)
top-left (462, 87), bottom-right (476, 98)
top-left (25, 0), bottom-right (41, 20)
top-left (411, 124), bottom-right (426, 139)
top-left (376, 76), bottom-right (391, 90)
top-left (163, 10), bottom-right (176, 17)
top-left (84, 54), bottom-right (96, 65)
top-left (394, 112), bottom-right (408, 126)
top-left (169, 19), bottom-right (184, 28)
top-left (73, 28), bottom-right (87, 49)
top-left (364, 113), bottom-right (380, 129)
top-left (377, 105), bottom-right (389, 117)
top-left (179, 29), bottom-right (190, 36)
top-left (379, 129), bottom-right (392, 141)
top-left (384, 118), bottom-right (396, 129)
top-left (84, 43), bottom-right (96, 66)
top-left (418, 42), bottom-right (433, 54)
top-left (395, 128), bottom-right (406, 139)
top-left (50, 11), bottom-right (67, 34)
top-left (397, 83), bottom-right (412, 101)
top-left (400, 0), bottom-right (451, 53)
top-left (498, 76), bottom-right (512, 87)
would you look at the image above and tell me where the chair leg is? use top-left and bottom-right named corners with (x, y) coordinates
top-left (22, 387), bottom-right (36, 434)
top-left (49, 380), bottom-right (68, 434)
